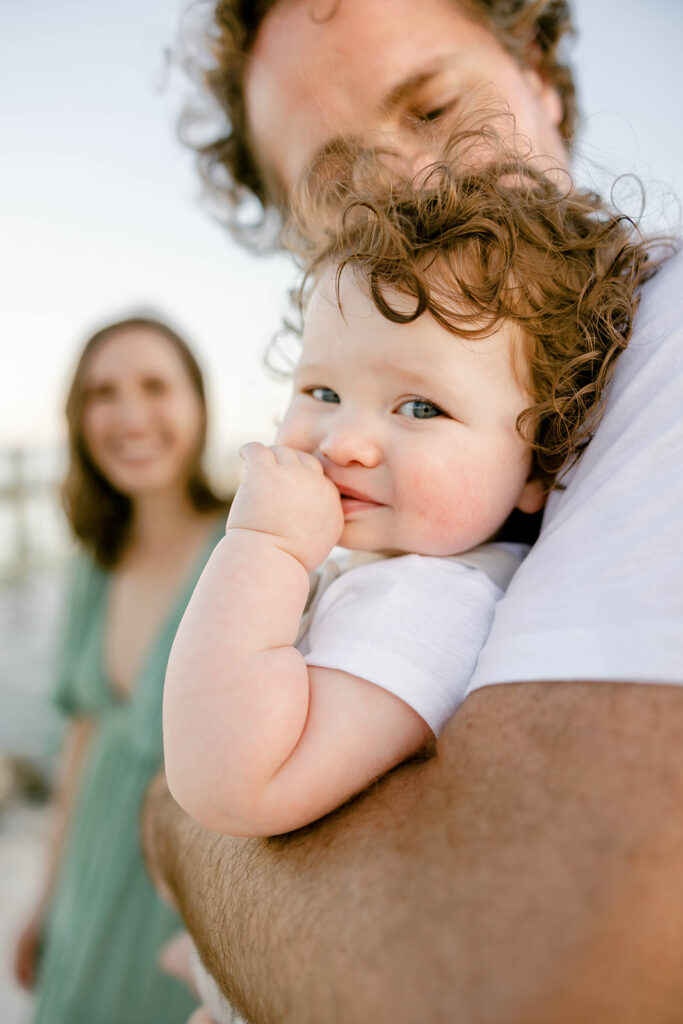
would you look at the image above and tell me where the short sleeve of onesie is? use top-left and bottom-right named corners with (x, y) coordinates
top-left (300, 546), bottom-right (523, 735)
top-left (467, 248), bottom-right (683, 694)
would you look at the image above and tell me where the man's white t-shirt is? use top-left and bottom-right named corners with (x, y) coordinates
top-left (467, 247), bottom-right (683, 693)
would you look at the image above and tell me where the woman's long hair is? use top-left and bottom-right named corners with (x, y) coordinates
top-left (62, 316), bottom-right (229, 567)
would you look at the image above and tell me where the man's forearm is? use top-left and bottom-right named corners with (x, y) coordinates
top-left (145, 682), bottom-right (683, 1024)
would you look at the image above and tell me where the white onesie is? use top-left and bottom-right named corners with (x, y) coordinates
top-left (299, 543), bottom-right (525, 734)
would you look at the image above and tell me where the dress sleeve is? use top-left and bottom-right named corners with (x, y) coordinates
top-left (302, 554), bottom-right (505, 735)
top-left (52, 555), bottom-right (106, 717)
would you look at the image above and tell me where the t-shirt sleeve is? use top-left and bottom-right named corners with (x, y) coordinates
top-left (302, 554), bottom-right (505, 735)
top-left (467, 248), bottom-right (683, 694)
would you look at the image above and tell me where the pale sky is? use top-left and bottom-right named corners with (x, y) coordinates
top-left (1, 0), bottom-right (681, 458)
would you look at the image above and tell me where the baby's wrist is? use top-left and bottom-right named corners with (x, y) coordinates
top-left (225, 525), bottom-right (315, 576)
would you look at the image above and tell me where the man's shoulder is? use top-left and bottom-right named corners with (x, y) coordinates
top-left (595, 241), bottom-right (683, 409)
top-left (466, 243), bottom-right (683, 696)
top-left (632, 242), bottom-right (683, 338)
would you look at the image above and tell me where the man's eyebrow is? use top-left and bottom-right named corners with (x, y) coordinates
top-left (383, 57), bottom-right (454, 111)
top-left (300, 58), bottom-right (461, 189)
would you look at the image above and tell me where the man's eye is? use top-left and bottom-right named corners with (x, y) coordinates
top-left (414, 97), bottom-right (459, 125)
top-left (308, 387), bottom-right (340, 404)
top-left (396, 399), bottom-right (443, 419)
top-left (422, 106), bottom-right (446, 123)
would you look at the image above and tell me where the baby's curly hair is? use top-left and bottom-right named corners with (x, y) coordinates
top-left (181, 0), bottom-right (577, 245)
top-left (286, 132), bottom-right (666, 484)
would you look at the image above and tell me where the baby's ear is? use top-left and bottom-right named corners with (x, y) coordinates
top-left (516, 477), bottom-right (547, 515)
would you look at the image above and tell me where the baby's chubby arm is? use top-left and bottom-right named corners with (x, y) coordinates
top-left (163, 443), bottom-right (431, 837)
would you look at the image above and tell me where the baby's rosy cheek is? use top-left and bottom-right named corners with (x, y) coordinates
top-left (403, 464), bottom-right (483, 539)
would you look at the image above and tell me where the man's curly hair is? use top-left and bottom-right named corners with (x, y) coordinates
top-left (285, 132), bottom-right (666, 485)
top-left (182, 0), bottom-right (577, 246)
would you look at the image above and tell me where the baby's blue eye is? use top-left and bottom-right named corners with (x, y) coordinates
top-left (309, 387), bottom-right (340, 403)
top-left (396, 399), bottom-right (442, 419)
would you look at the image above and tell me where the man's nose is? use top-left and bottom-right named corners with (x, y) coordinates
top-left (401, 134), bottom-right (441, 180)
top-left (352, 127), bottom-right (440, 189)
top-left (318, 414), bottom-right (382, 467)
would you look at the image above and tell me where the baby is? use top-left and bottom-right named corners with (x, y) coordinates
top-left (162, 143), bottom-right (655, 1020)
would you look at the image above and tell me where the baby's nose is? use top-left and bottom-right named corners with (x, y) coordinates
top-left (318, 418), bottom-right (382, 467)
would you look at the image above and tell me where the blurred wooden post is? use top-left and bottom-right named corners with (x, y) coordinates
top-left (0, 446), bottom-right (68, 580)
top-left (8, 448), bottom-right (30, 576)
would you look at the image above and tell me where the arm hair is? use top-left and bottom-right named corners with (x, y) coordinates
top-left (145, 681), bottom-right (683, 1024)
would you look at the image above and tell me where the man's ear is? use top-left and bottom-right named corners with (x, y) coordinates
top-left (516, 476), bottom-right (547, 515)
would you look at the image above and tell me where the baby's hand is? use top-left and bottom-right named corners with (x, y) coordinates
top-left (227, 443), bottom-right (344, 573)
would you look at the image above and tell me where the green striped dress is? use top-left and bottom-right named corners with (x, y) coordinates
top-left (32, 529), bottom-right (221, 1024)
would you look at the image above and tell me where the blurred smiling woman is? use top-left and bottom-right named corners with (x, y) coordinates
top-left (14, 316), bottom-right (228, 1024)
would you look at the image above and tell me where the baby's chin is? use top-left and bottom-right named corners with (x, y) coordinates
top-left (339, 539), bottom-right (488, 558)
top-left (339, 522), bottom-right (498, 558)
